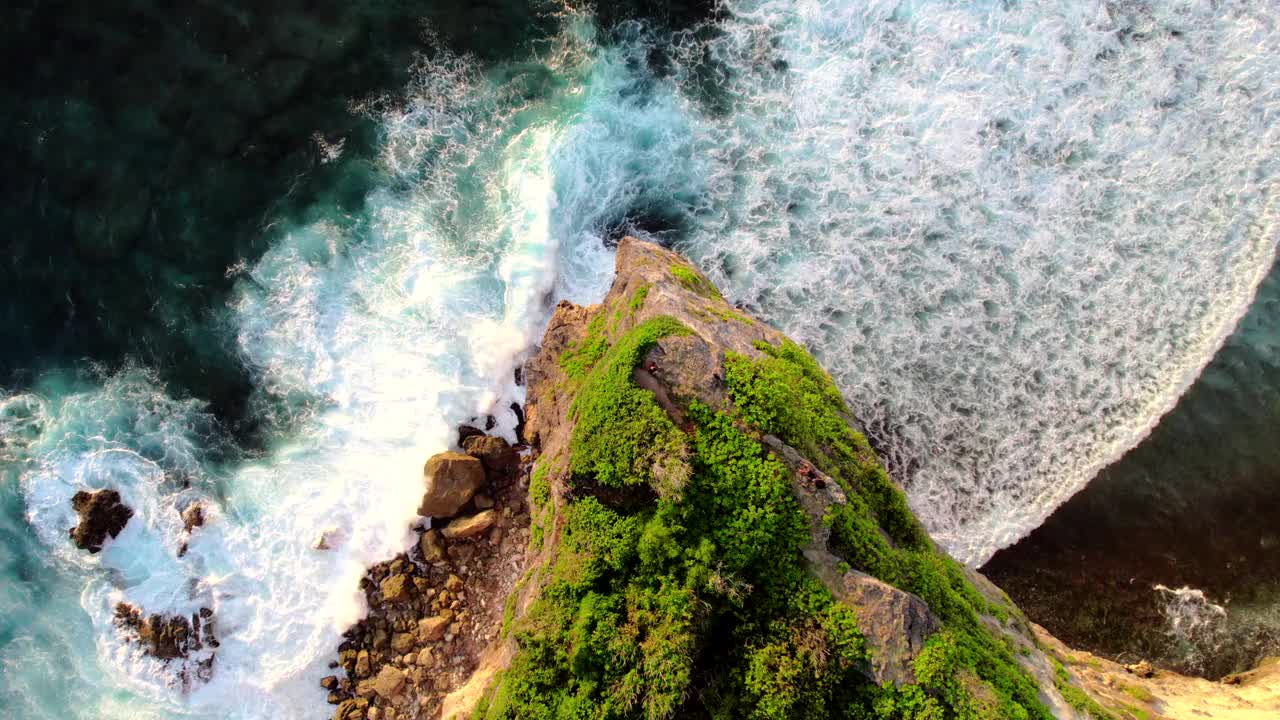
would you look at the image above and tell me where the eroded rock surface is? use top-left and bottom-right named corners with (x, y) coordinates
top-left (69, 488), bottom-right (133, 553)
top-left (417, 452), bottom-right (485, 519)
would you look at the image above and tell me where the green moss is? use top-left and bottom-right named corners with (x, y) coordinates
top-left (568, 316), bottom-right (692, 492)
top-left (1053, 659), bottom-right (1116, 720)
top-left (529, 461), bottom-right (552, 508)
top-left (1121, 684), bottom-right (1153, 703)
top-left (629, 283), bottom-right (650, 311)
top-left (725, 340), bottom-right (927, 549)
top-left (725, 339), bottom-right (1051, 720)
top-left (670, 263), bottom-right (721, 299)
top-left (559, 312), bottom-right (610, 382)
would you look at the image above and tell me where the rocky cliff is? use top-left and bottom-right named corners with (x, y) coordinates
top-left (328, 237), bottom-right (1280, 720)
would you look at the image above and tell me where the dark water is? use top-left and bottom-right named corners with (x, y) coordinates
top-left (985, 257), bottom-right (1280, 679)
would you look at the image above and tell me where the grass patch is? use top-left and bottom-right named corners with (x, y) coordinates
top-left (567, 316), bottom-right (692, 494)
top-left (1122, 684), bottom-right (1153, 703)
top-left (1054, 659), bottom-right (1117, 720)
top-left (670, 263), bottom-right (721, 299)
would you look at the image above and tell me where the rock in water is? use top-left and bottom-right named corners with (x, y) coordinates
top-left (69, 489), bottom-right (133, 553)
top-left (180, 503), bottom-right (205, 531)
top-left (417, 452), bottom-right (485, 519)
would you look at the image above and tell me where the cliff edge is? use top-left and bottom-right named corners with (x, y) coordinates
top-left (400, 238), bottom-right (1277, 720)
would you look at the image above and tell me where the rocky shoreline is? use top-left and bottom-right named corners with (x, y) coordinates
top-left (322, 430), bottom-right (533, 720)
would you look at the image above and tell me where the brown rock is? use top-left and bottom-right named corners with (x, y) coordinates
top-left (837, 570), bottom-right (940, 686)
top-left (181, 503), bottom-right (205, 531)
top-left (418, 529), bottom-right (447, 564)
top-left (441, 510), bottom-right (496, 540)
top-left (416, 647), bottom-right (436, 668)
top-left (462, 435), bottom-right (518, 477)
top-left (473, 493), bottom-right (495, 510)
top-left (68, 489), bottom-right (133, 553)
top-left (380, 575), bottom-right (411, 604)
top-left (370, 665), bottom-right (405, 699)
top-left (417, 616), bottom-right (449, 642)
top-left (1126, 660), bottom-right (1156, 679)
top-left (320, 675), bottom-right (338, 690)
top-left (355, 649), bottom-right (371, 678)
top-left (418, 452), bottom-right (485, 519)
top-left (390, 632), bottom-right (415, 654)
top-left (445, 574), bottom-right (464, 592)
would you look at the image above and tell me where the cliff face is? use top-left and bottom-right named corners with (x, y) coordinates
top-left (452, 238), bottom-right (1277, 720)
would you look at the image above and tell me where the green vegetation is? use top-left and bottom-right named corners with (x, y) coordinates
top-left (1054, 659), bottom-right (1117, 720)
top-left (628, 283), bottom-right (650, 311)
top-left (1121, 683), bottom-right (1153, 703)
top-left (669, 262), bottom-right (721, 299)
top-left (484, 305), bottom-right (1059, 719)
top-left (559, 312), bottom-right (610, 382)
top-left (568, 316), bottom-right (692, 494)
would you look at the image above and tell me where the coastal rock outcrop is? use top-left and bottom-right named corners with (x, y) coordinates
top-left (68, 488), bottom-right (133, 553)
top-left (416, 452), bottom-right (485, 519)
top-left (328, 238), bottom-right (1277, 720)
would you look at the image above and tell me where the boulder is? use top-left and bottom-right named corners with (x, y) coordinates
top-left (463, 434), bottom-right (518, 477)
top-left (417, 616), bottom-right (449, 643)
top-left (355, 649), bottom-right (372, 678)
top-left (441, 510), bottom-right (496, 540)
top-left (390, 632), bottom-right (415, 654)
top-left (69, 489), bottom-right (134, 553)
top-left (418, 529), bottom-right (446, 564)
top-left (837, 570), bottom-right (941, 686)
top-left (380, 574), bottom-right (411, 604)
top-left (370, 665), bottom-right (405, 699)
top-left (417, 452), bottom-right (485, 519)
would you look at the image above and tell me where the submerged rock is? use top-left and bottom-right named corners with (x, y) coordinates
top-left (417, 452), bottom-right (485, 519)
top-left (68, 489), bottom-right (133, 553)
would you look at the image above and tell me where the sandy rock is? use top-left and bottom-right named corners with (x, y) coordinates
top-left (442, 510), bottom-right (496, 540)
top-left (417, 647), bottom-right (436, 668)
top-left (1126, 660), bottom-right (1156, 678)
top-left (355, 650), bottom-right (372, 678)
top-left (419, 529), bottom-right (447, 563)
top-left (380, 574), bottom-right (411, 604)
top-left (390, 632), bottom-right (415, 654)
top-left (370, 665), bottom-right (405, 699)
top-left (418, 452), bottom-right (486, 519)
top-left (417, 616), bottom-right (449, 643)
top-left (69, 489), bottom-right (134, 553)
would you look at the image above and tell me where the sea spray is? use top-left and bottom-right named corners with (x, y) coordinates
top-left (664, 0), bottom-right (1280, 564)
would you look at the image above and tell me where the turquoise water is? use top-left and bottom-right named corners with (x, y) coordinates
top-left (3, 1), bottom-right (1280, 717)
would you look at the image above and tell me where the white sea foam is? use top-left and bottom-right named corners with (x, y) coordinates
top-left (666, 0), bottom-right (1280, 563)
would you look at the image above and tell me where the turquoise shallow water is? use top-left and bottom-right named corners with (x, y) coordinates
top-left (2, 1), bottom-right (1280, 716)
